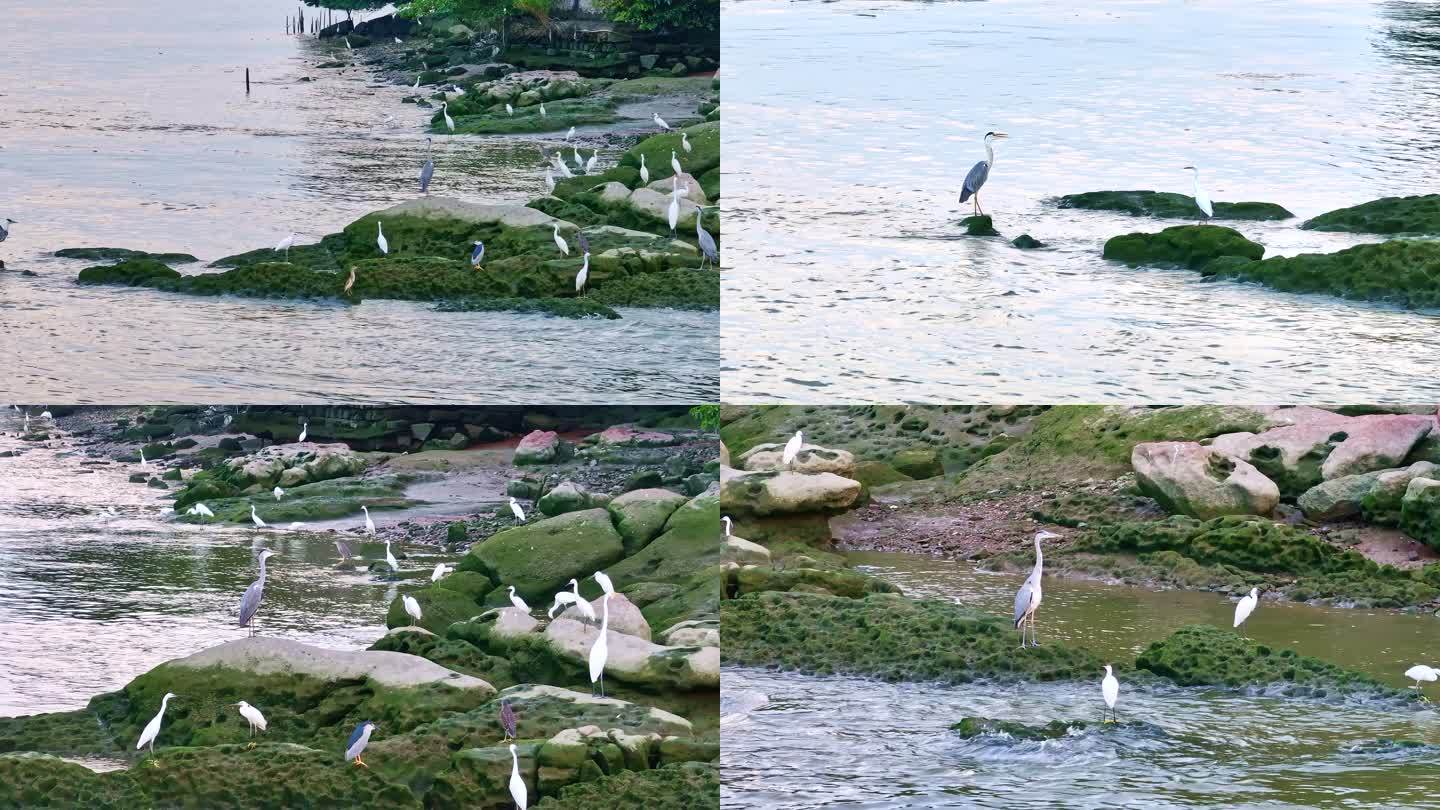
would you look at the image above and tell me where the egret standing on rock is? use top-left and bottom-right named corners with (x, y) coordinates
top-left (508, 585), bottom-right (530, 611)
top-left (722, 516), bottom-right (732, 536)
top-left (500, 700), bottom-right (517, 741)
top-left (589, 593), bottom-right (612, 697)
top-left (670, 150), bottom-right (683, 178)
top-left (345, 721), bottom-right (376, 767)
top-left (1101, 665), bottom-right (1120, 723)
top-left (136, 692), bottom-right (177, 756)
top-left (1234, 587), bottom-right (1259, 635)
top-left (1183, 165), bottom-right (1213, 221)
top-left (681, 131), bottom-right (692, 153)
top-left (539, 102), bottom-right (547, 118)
top-left (586, 149), bottom-right (599, 174)
top-left (193, 503), bottom-right (214, 518)
top-left (420, 137), bottom-right (435, 194)
top-left (575, 252), bottom-right (589, 294)
top-left (960, 131), bottom-right (1008, 217)
top-left (402, 594), bottom-right (423, 624)
top-left (781, 430), bottom-right (803, 467)
top-left (565, 126), bottom-right (576, 141)
top-left (509, 743), bottom-right (528, 809)
top-left (545, 167), bottom-right (556, 194)
top-left (275, 233), bottom-right (297, 260)
top-left (238, 549), bottom-right (279, 636)
top-left (376, 222), bottom-right (389, 255)
top-left (250, 505), bottom-right (267, 529)
top-left (432, 562), bottom-right (453, 582)
top-left (567, 578), bottom-right (596, 621)
top-left (1013, 530), bottom-right (1059, 647)
top-left (384, 538), bottom-right (399, 574)
top-left (273, 486), bottom-right (284, 501)
top-left (1406, 665), bottom-right (1439, 702)
top-left (509, 497), bottom-right (526, 522)
top-left (667, 184), bottom-right (681, 237)
top-left (298, 422), bottom-right (307, 442)
top-left (506, 103), bottom-right (514, 116)
top-left (552, 224), bottom-right (570, 256)
top-left (235, 701), bottom-right (268, 739)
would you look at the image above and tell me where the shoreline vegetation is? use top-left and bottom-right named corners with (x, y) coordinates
top-left (0, 405), bottom-right (721, 808)
top-left (719, 404), bottom-right (1440, 704)
top-left (57, 1), bottom-right (721, 319)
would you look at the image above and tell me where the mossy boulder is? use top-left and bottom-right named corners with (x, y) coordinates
top-left (56, 247), bottom-right (198, 263)
top-left (386, 586), bottom-right (483, 633)
top-left (1199, 239), bottom-right (1440, 309)
top-left (723, 591), bottom-right (1104, 683)
top-left (0, 753), bottom-right (146, 808)
top-left (176, 474), bottom-right (416, 525)
top-left (1058, 190), bottom-right (1293, 221)
top-left (607, 487), bottom-right (720, 614)
top-left (1103, 225), bottom-right (1265, 270)
top-left (606, 488), bottom-right (689, 553)
top-left (890, 448), bottom-right (943, 479)
top-left (617, 122), bottom-right (719, 185)
top-left (849, 461), bottom-right (913, 488)
top-left (132, 744), bottom-right (420, 807)
top-left (727, 565), bottom-right (901, 599)
top-left (77, 258), bottom-right (181, 285)
top-left (1301, 194), bottom-right (1440, 235)
top-left (1400, 477), bottom-right (1440, 550)
top-left (961, 215), bottom-right (999, 236)
top-left (1361, 462), bottom-right (1439, 526)
top-left (1135, 625), bottom-right (1408, 697)
top-left (534, 761), bottom-right (718, 809)
top-left (464, 509), bottom-right (626, 602)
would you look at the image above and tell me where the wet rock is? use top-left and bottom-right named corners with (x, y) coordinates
top-left (386, 586), bottom-right (485, 634)
top-left (461, 509), bottom-right (624, 601)
top-left (961, 215), bottom-right (999, 236)
top-left (54, 247), bottom-right (199, 263)
top-left (1302, 194), bottom-right (1440, 235)
top-left (890, 447), bottom-right (942, 479)
top-left (558, 593), bottom-right (651, 640)
top-left (721, 535), bottom-right (770, 564)
top-left (951, 716), bottom-right (1154, 740)
top-left (1201, 240), bottom-right (1440, 309)
top-left (1211, 423), bottom-right (1349, 497)
top-left (607, 488), bottom-right (689, 553)
top-left (1103, 224), bottom-right (1265, 269)
top-left (543, 618), bottom-right (716, 690)
top-left (657, 619), bottom-right (718, 648)
top-left (720, 467), bottom-right (862, 517)
top-left (1320, 414), bottom-right (1433, 479)
top-left (538, 481), bottom-right (597, 516)
top-left (594, 424), bottom-right (680, 447)
top-left (227, 442), bottom-right (368, 489)
top-left (737, 442), bottom-right (856, 476)
top-left (514, 429), bottom-right (573, 465)
top-left (1400, 478), bottom-right (1440, 550)
top-left (1058, 190), bottom-right (1293, 220)
top-left (1297, 470), bottom-right (1386, 521)
top-left (1010, 234), bottom-right (1045, 248)
top-left (729, 565), bottom-right (901, 599)
top-left (1131, 442), bottom-right (1280, 519)
top-left (1362, 462), bottom-right (1440, 526)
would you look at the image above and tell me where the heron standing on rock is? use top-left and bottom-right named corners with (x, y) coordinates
top-left (136, 692), bottom-right (177, 757)
top-left (1013, 530), bottom-right (1059, 648)
top-left (345, 721), bottom-right (376, 767)
top-left (1406, 665), bottom-right (1439, 702)
top-left (1183, 165), bottom-right (1213, 222)
top-left (959, 131), bottom-right (1008, 216)
top-left (500, 700), bottom-right (517, 741)
top-left (696, 206), bottom-right (718, 270)
top-left (781, 430), bottom-right (803, 467)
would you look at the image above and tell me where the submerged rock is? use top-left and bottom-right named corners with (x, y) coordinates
top-left (55, 247), bottom-right (199, 263)
top-left (1058, 190), bottom-right (1293, 221)
top-left (1102, 224), bottom-right (1265, 270)
top-left (1301, 194), bottom-right (1440, 235)
top-left (961, 215), bottom-right (999, 236)
top-left (951, 716), bottom-right (1156, 741)
top-left (1010, 234), bottom-right (1045, 249)
top-left (1200, 239), bottom-right (1440, 309)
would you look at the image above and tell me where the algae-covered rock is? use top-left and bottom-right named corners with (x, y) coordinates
top-left (533, 761), bottom-right (718, 809)
top-left (738, 442), bottom-right (856, 477)
top-left (890, 448), bottom-right (943, 479)
top-left (1298, 470), bottom-right (1385, 521)
top-left (1010, 234), bottom-right (1045, 249)
top-left (618, 122), bottom-right (719, 185)
top-left (606, 488), bottom-right (689, 553)
top-left (77, 258), bottom-right (182, 285)
top-left (1200, 240), bottom-right (1440, 309)
top-left (719, 468), bottom-right (862, 517)
top-left (1400, 478), bottom-right (1440, 550)
top-left (1363, 462), bottom-right (1439, 526)
top-left (1301, 194), bottom-right (1440, 235)
top-left (723, 591), bottom-right (1104, 683)
top-left (1058, 190), bottom-right (1293, 221)
top-left (951, 716), bottom-right (1145, 741)
top-left (465, 509), bottom-right (625, 601)
top-left (543, 618), bottom-right (716, 690)
top-left (56, 247), bottom-right (199, 263)
top-left (1135, 625), bottom-right (1408, 697)
top-left (537, 481), bottom-right (598, 516)
top-left (1103, 224), bottom-right (1265, 269)
top-left (961, 215), bottom-right (999, 236)
top-left (1131, 442), bottom-right (1279, 519)
top-left (386, 586), bottom-right (484, 633)
top-left (728, 565), bottom-right (900, 599)
top-left (0, 753), bottom-right (145, 807)
top-left (607, 485), bottom-right (721, 629)
top-left (133, 743), bottom-right (420, 807)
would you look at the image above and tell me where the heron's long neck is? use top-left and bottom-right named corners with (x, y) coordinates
top-left (160, 695), bottom-right (172, 712)
top-left (985, 139), bottom-right (995, 166)
top-left (1033, 539), bottom-right (1043, 573)
top-left (258, 558), bottom-right (268, 581)
top-left (600, 597), bottom-right (610, 632)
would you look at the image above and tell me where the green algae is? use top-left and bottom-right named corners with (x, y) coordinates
top-left (0, 754), bottom-right (146, 808)
top-left (1201, 239), bottom-right (1440, 309)
top-left (56, 247), bottom-right (199, 263)
top-left (533, 762), bottom-right (718, 809)
top-left (1103, 225), bottom-right (1265, 270)
top-left (1301, 194), bottom-right (1440, 235)
top-left (1058, 190), bottom-right (1293, 221)
top-left (434, 297), bottom-right (621, 319)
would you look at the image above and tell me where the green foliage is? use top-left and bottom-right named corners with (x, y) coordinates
top-left (689, 405), bottom-right (718, 431)
top-left (595, 0), bottom-right (719, 32)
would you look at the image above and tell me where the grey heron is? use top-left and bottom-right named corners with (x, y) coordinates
top-left (334, 538), bottom-right (354, 561)
top-left (653, 112), bottom-right (671, 130)
top-left (1183, 166), bottom-right (1213, 221)
top-left (345, 721), bottom-right (376, 767)
top-left (420, 138), bottom-right (435, 194)
top-left (500, 700), bottom-right (517, 741)
top-left (238, 549), bottom-right (279, 636)
top-left (440, 101), bottom-right (455, 132)
top-left (593, 570), bottom-right (614, 596)
top-left (552, 224), bottom-right (570, 256)
top-left (681, 132), bottom-right (692, 153)
top-left (0, 218), bottom-right (16, 242)
top-left (959, 131), bottom-right (1008, 216)
top-left (639, 154), bottom-right (649, 185)
top-left (567, 578), bottom-right (596, 621)
top-left (1406, 665), bottom-right (1438, 702)
top-left (136, 692), bottom-right (177, 755)
top-left (508, 585), bottom-right (530, 611)
top-left (696, 207), bottom-right (718, 270)
top-left (402, 593), bottom-right (423, 624)
top-left (235, 701), bottom-right (268, 738)
top-left (575, 252), bottom-right (588, 294)
top-left (1013, 530), bottom-right (1059, 647)
top-left (298, 422), bottom-right (307, 442)
top-left (376, 222), bottom-right (388, 255)
top-left (589, 593), bottom-right (612, 696)
top-left (509, 497), bottom-right (526, 522)
top-left (1233, 587), bottom-right (1258, 635)
top-left (250, 504), bottom-right (266, 529)
top-left (470, 241), bottom-right (485, 270)
top-left (509, 744), bottom-right (528, 809)
top-left (275, 233), bottom-right (297, 259)
top-left (1101, 665), bottom-right (1119, 723)
top-left (781, 430), bottom-right (803, 467)
top-left (670, 150), bottom-right (683, 178)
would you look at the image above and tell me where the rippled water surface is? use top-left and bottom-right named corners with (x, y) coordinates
top-left (0, 0), bottom-right (716, 403)
top-left (722, 552), bottom-right (1440, 808)
top-left (0, 413), bottom-right (441, 716)
top-left (721, 0), bottom-right (1440, 402)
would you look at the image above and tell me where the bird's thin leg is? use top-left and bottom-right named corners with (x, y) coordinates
top-left (1030, 615), bottom-right (1039, 647)
top-left (355, 756), bottom-right (368, 769)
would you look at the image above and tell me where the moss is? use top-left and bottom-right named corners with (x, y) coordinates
top-left (131, 744), bottom-right (420, 807)
top-left (534, 762), bottom-right (718, 809)
top-left (56, 247), bottom-right (198, 263)
top-left (77, 258), bottom-right (181, 285)
top-left (850, 461), bottom-right (913, 488)
top-left (617, 122), bottom-right (719, 185)
top-left (1301, 194), bottom-right (1440, 235)
top-left (1103, 224), bottom-right (1265, 270)
top-left (951, 717), bottom-right (1122, 740)
top-left (961, 215), bottom-right (999, 236)
top-left (1199, 239), bottom-right (1440, 309)
top-left (0, 754), bottom-right (146, 808)
top-left (0, 709), bottom-right (120, 757)
top-left (726, 565), bottom-right (901, 599)
top-left (550, 166), bottom-right (642, 200)
top-left (723, 592), bottom-right (1104, 683)
top-left (1058, 190), bottom-right (1293, 220)
top-left (1401, 479), bottom-right (1440, 551)
top-left (385, 586), bottom-right (482, 633)
top-left (176, 474), bottom-right (416, 524)
top-left (1135, 625), bottom-right (1410, 697)
top-left (588, 268), bottom-right (719, 311)
top-left (466, 509), bottom-right (626, 602)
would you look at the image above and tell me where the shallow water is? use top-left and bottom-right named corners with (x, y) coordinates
top-left (0, 0), bottom-right (716, 403)
top-left (0, 412), bottom-right (447, 717)
top-left (721, 0), bottom-right (1440, 402)
top-left (721, 551), bottom-right (1440, 808)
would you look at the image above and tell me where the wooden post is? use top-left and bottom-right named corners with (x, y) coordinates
top-left (245, 68), bottom-right (250, 94)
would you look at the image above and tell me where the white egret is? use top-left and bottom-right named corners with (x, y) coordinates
top-left (589, 593), bottom-right (612, 696)
top-left (539, 102), bottom-right (547, 117)
top-left (362, 505), bottom-right (376, 535)
top-left (345, 721), bottom-right (376, 767)
top-left (275, 233), bottom-right (297, 260)
top-left (273, 486), bottom-right (284, 501)
top-left (639, 154), bottom-right (649, 185)
top-left (238, 550), bottom-right (279, 635)
top-left (139, 448), bottom-right (150, 470)
top-left (722, 516), bottom-right (731, 536)
top-left (545, 167), bottom-right (556, 193)
top-left (575, 252), bottom-right (588, 294)
top-left (376, 221), bottom-right (389, 255)
top-left (572, 147), bottom-right (584, 170)
top-left (413, 74), bottom-right (421, 89)
top-left (395, 37), bottom-right (403, 44)
top-left (39, 411), bottom-right (51, 419)
top-left (509, 744), bottom-right (528, 809)
top-left (235, 701), bottom-right (268, 738)
top-left (506, 103), bottom-right (514, 116)
top-left (681, 131), bottom-right (692, 153)
top-left (440, 101), bottom-right (455, 132)
top-left (136, 692), bottom-right (177, 755)
top-left (1234, 587), bottom-right (1258, 635)
top-left (1101, 665), bottom-right (1119, 723)
top-left (960, 131), bottom-right (1008, 216)
top-left (548, 591), bottom-right (578, 618)
top-left (508, 585), bottom-right (531, 611)
top-left (384, 539), bottom-right (399, 573)
top-left (1013, 530), bottom-right (1060, 647)
top-left (670, 150), bottom-right (682, 178)
top-left (781, 430), bottom-right (803, 466)
top-left (298, 422), bottom-right (307, 442)
top-left (593, 570), bottom-right (614, 596)
top-left (1183, 165), bottom-right (1214, 220)
top-left (552, 154), bottom-right (574, 178)
top-left (1406, 665), bottom-right (1439, 702)
top-left (552, 224), bottom-right (570, 256)
top-left (193, 503), bottom-right (214, 518)
top-left (565, 579), bottom-right (596, 621)
top-left (431, 562), bottom-right (453, 582)
top-left (565, 126), bottom-right (576, 140)
top-left (250, 505), bottom-right (267, 529)
top-left (653, 112), bottom-right (670, 130)
top-left (402, 594), bottom-right (423, 624)
top-left (585, 149), bottom-right (599, 173)
top-left (344, 37), bottom-right (352, 50)
top-left (509, 497), bottom-right (526, 522)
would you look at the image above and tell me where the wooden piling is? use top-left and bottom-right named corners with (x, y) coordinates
top-left (245, 68), bottom-right (250, 94)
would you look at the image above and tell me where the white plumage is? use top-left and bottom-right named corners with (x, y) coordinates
top-left (273, 486), bottom-right (284, 501)
top-left (508, 585), bottom-right (531, 611)
top-left (236, 700), bottom-right (268, 736)
top-left (402, 594), bottom-right (423, 623)
top-left (781, 431), bottom-right (803, 465)
top-left (1234, 587), bottom-right (1258, 630)
top-left (589, 593), bottom-right (612, 695)
top-left (136, 692), bottom-right (176, 753)
top-left (639, 154), bottom-right (649, 185)
top-left (384, 539), bottom-right (399, 573)
top-left (509, 744), bottom-right (528, 809)
top-left (653, 112), bottom-right (670, 130)
top-left (250, 505), bottom-right (266, 528)
top-left (593, 570), bottom-right (614, 596)
top-left (1406, 664), bottom-right (1439, 690)
top-left (681, 132), bottom-right (692, 153)
top-left (298, 422), bottom-right (307, 442)
top-left (575, 253), bottom-right (588, 294)
top-left (376, 221), bottom-right (389, 255)
top-left (362, 505), bottom-right (376, 536)
top-left (509, 497), bottom-right (526, 522)
top-left (552, 224), bottom-right (570, 256)
top-left (670, 150), bottom-right (682, 178)
top-left (1185, 166), bottom-right (1213, 218)
top-left (431, 563), bottom-right (453, 582)
top-left (1101, 665), bottom-right (1119, 721)
top-left (568, 579), bottom-right (596, 620)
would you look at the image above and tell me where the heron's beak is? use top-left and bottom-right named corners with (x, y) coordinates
top-left (992, 132), bottom-right (1009, 139)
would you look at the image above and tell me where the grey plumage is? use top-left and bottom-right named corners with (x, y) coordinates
top-left (0, 218), bottom-right (14, 242)
top-left (500, 700), bottom-right (517, 739)
top-left (345, 721), bottom-right (375, 762)
top-left (238, 549), bottom-right (277, 632)
top-left (696, 209), bottom-right (718, 269)
top-left (419, 138), bottom-right (434, 193)
top-left (959, 161), bottom-right (990, 204)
